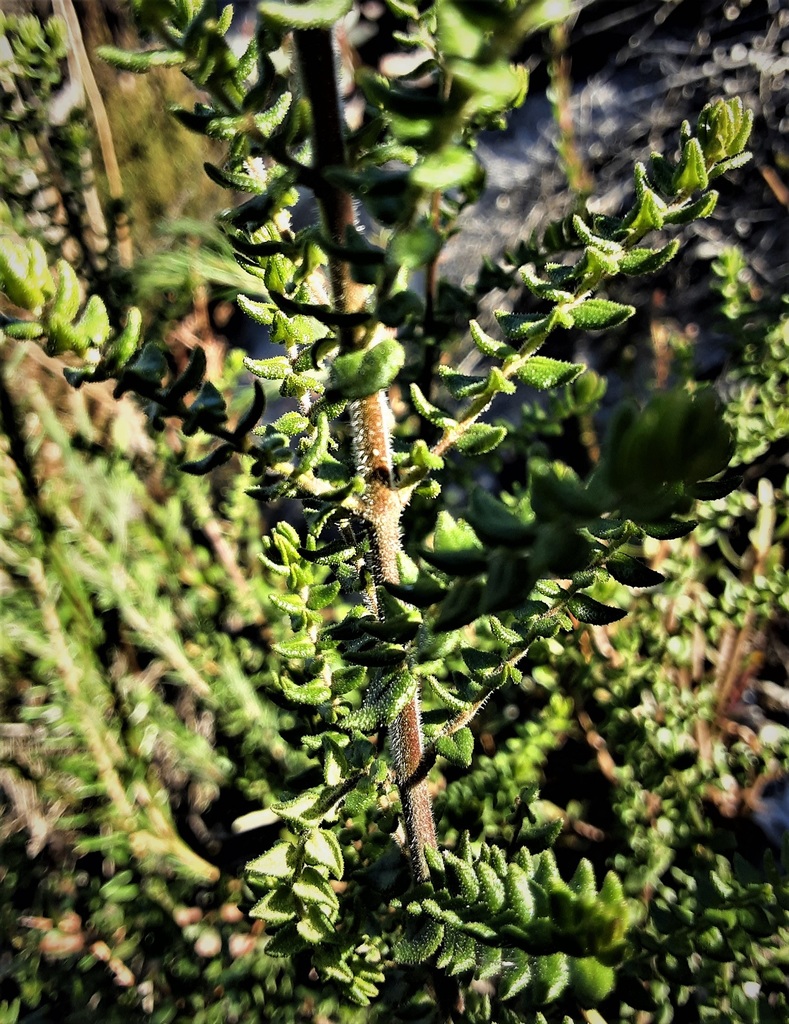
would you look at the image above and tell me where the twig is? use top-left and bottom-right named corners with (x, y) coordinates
top-left (53, 0), bottom-right (133, 268)
top-left (294, 27), bottom-right (461, 1022)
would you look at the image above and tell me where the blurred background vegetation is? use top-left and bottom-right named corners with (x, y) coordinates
top-left (1, 1), bottom-right (788, 1022)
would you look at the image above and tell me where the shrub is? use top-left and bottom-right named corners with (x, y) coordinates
top-left (1, 3), bottom-right (787, 1023)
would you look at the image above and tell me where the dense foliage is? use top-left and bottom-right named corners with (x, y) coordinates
top-left (1, 3), bottom-right (787, 1023)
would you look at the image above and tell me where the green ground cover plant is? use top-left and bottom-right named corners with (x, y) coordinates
top-left (1, 3), bottom-right (788, 1023)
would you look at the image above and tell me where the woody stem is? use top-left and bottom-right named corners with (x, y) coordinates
top-left (293, 26), bottom-right (438, 884)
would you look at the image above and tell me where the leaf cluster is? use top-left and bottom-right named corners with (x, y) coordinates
top-left (0, 3), bottom-right (775, 1022)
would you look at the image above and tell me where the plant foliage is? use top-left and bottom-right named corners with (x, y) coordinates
top-left (2, 3), bottom-right (786, 1024)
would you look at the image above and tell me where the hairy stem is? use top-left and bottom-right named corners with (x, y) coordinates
top-left (293, 27), bottom-right (438, 880)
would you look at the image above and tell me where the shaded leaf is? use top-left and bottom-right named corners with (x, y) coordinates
top-left (567, 595), bottom-right (626, 626)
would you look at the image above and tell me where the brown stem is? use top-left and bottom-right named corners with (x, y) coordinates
top-left (293, 26), bottom-right (438, 881)
top-left (54, 0), bottom-right (133, 269)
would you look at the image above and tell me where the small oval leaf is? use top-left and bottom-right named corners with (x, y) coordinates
top-left (571, 299), bottom-right (635, 331)
top-left (567, 595), bottom-right (626, 626)
top-left (331, 338), bottom-right (405, 399)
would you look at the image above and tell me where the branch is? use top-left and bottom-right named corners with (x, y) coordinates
top-left (53, 0), bottom-right (133, 269)
top-left (293, 26), bottom-right (439, 889)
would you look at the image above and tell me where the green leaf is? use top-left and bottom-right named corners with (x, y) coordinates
top-left (253, 91), bottom-right (294, 137)
top-left (530, 460), bottom-right (601, 519)
top-left (568, 860), bottom-right (597, 900)
top-left (434, 579), bottom-right (484, 631)
top-left (445, 851), bottom-right (480, 902)
top-left (304, 829), bottom-right (344, 880)
top-left (708, 151), bottom-right (752, 180)
top-left (247, 841), bottom-right (296, 880)
top-left (51, 259), bottom-right (81, 321)
top-left (273, 309), bottom-right (331, 346)
top-left (272, 411), bottom-right (309, 437)
top-left (296, 903), bottom-right (335, 943)
top-left (516, 357), bottom-right (585, 389)
top-left (688, 475), bottom-right (741, 500)
top-left (359, 612), bottom-right (420, 643)
top-left (263, 923), bottom-right (310, 958)
top-left (439, 370), bottom-right (489, 403)
top-left (293, 866), bottom-right (340, 914)
top-left (343, 644), bottom-right (407, 668)
top-left (499, 949), bottom-right (532, 1000)
top-left (96, 45), bottom-right (185, 72)
top-left (607, 553), bottom-right (665, 588)
top-left (462, 648), bottom-right (500, 674)
top-left (0, 238), bottom-right (44, 311)
top-left (470, 319), bottom-right (515, 359)
top-left (571, 299), bottom-right (635, 331)
top-left (389, 223), bottom-right (442, 270)
top-left (104, 307), bottom-right (142, 370)
top-left (493, 312), bottom-right (547, 344)
top-left (672, 137), bottom-right (709, 193)
top-left (455, 423), bottom-right (507, 456)
top-left (25, 239), bottom-right (54, 301)
top-left (619, 240), bottom-right (680, 276)
top-left (640, 519), bottom-right (697, 540)
top-left (306, 581), bottom-right (342, 611)
top-left (384, 575), bottom-right (447, 608)
top-left (377, 668), bottom-right (418, 726)
top-left (386, 0), bottom-right (420, 17)
top-left (2, 320), bottom-right (43, 340)
top-left (530, 952), bottom-right (570, 1004)
top-left (237, 295), bottom-right (274, 326)
top-left (118, 342), bottom-right (167, 389)
top-left (663, 191), bottom-right (718, 226)
top-left (258, 0), bottom-right (353, 30)
top-left (183, 382), bottom-right (228, 433)
top-left (466, 490), bottom-right (534, 547)
top-left (272, 636), bottom-right (316, 659)
top-left (488, 616), bottom-right (521, 645)
top-left (486, 366), bottom-right (517, 396)
top-left (436, 1), bottom-right (488, 59)
top-left (410, 146), bottom-right (478, 192)
top-left (378, 288), bottom-right (425, 326)
top-left (477, 944), bottom-right (503, 981)
top-left (294, 411), bottom-right (329, 476)
top-left (567, 595), bottom-right (626, 626)
top-left (409, 438), bottom-right (445, 472)
top-left (204, 160), bottom-right (263, 191)
top-left (477, 861), bottom-right (506, 913)
top-left (280, 675), bottom-right (332, 706)
top-left (505, 863), bottom-right (535, 925)
top-left (273, 786), bottom-right (339, 827)
top-left (393, 920), bottom-right (444, 965)
top-left (435, 728), bottom-right (474, 768)
top-left (244, 355), bottom-right (291, 380)
top-left (331, 665), bottom-right (366, 696)
top-left (249, 889), bottom-right (298, 925)
top-left (410, 383), bottom-right (456, 429)
top-left (451, 59), bottom-right (529, 116)
top-left (330, 338), bottom-right (405, 399)
top-left (447, 930), bottom-right (477, 974)
top-left (624, 180), bottom-right (667, 236)
top-left (520, 264), bottom-right (573, 302)
top-left (180, 443), bottom-right (234, 475)
top-left (422, 512), bottom-right (487, 575)
top-left (482, 549), bottom-right (532, 614)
